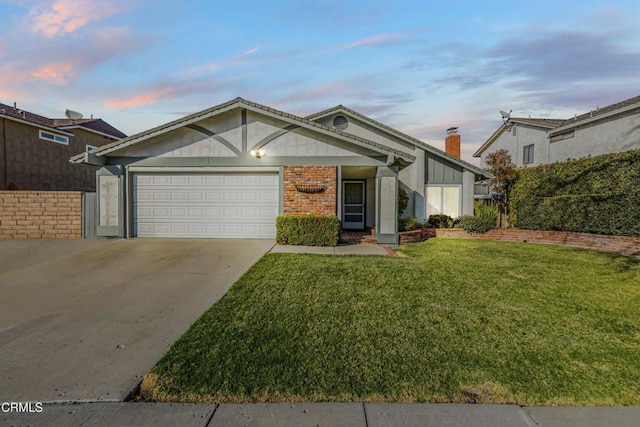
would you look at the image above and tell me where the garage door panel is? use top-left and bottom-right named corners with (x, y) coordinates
top-left (133, 173), bottom-right (279, 238)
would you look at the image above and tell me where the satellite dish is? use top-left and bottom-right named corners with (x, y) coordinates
top-left (65, 109), bottom-right (83, 121)
top-left (500, 110), bottom-right (512, 120)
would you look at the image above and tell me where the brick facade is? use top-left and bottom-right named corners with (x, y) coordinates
top-left (0, 191), bottom-right (83, 239)
top-left (283, 165), bottom-right (337, 215)
top-left (429, 228), bottom-right (640, 257)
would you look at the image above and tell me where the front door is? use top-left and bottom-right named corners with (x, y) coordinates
top-left (342, 181), bottom-right (365, 229)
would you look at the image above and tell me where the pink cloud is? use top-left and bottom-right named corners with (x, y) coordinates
top-left (106, 87), bottom-right (179, 108)
top-left (28, 0), bottom-right (120, 38)
top-left (30, 62), bottom-right (77, 84)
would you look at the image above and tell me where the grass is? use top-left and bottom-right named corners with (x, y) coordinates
top-left (142, 239), bottom-right (640, 405)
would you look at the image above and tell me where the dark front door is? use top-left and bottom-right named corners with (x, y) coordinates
top-left (342, 181), bottom-right (365, 229)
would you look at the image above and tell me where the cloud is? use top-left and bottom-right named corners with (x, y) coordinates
top-left (338, 32), bottom-right (404, 51)
top-left (27, 0), bottom-right (121, 38)
top-left (30, 61), bottom-right (76, 84)
top-left (6, 26), bottom-right (149, 79)
top-left (105, 76), bottom-right (245, 109)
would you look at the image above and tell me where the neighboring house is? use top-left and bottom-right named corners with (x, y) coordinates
top-left (474, 95), bottom-right (640, 168)
top-left (71, 98), bottom-right (489, 243)
top-left (0, 102), bottom-right (126, 191)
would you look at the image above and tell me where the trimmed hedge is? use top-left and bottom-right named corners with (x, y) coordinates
top-left (511, 149), bottom-right (640, 236)
top-left (276, 215), bottom-right (340, 246)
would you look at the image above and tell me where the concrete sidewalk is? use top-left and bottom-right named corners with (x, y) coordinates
top-left (270, 244), bottom-right (392, 256)
top-left (2, 402), bottom-right (640, 427)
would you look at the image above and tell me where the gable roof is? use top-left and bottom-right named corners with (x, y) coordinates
top-left (0, 102), bottom-right (126, 139)
top-left (71, 97), bottom-right (416, 165)
top-left (306, 105), bottom-right (490, 177)
top-left (474, 94), bottom-right (640, 157)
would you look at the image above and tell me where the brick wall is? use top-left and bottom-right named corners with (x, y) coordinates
top-left (432, 228), bottom-right (640, 257)
top-left (0, 191), bottom-right (83, 239)
top-left (283, 165), bottom-right (337, 216)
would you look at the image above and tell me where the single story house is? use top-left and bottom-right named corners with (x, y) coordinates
top-left (474, 94), bottom-right (640, 168)
top-left (71, 98), bottom-right (489, 243)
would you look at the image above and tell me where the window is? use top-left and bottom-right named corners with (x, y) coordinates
top-left (333, 115), bottom-right (348, 130)
top-left (39, 130), bottom-right (69, 145)
top-left (86, 145), bottom-right (97, 152)
top-left (426, 185), bottom-right (461, 218)
top-left (549, 130), bottom-right (575, 143)
top-left (523, 144), bottom-right (534, 164)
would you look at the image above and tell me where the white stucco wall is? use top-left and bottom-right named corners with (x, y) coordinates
top-left (479, 111), bottom-right (640, 167)
top-left (549, 113), bottom-right (640, 162)
top-left (479, 124), bottom-right (548, 168)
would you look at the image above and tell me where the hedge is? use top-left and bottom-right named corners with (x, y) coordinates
top-left (276, 215), bottom-right (340, 246)
top-left (511, 149), bottom-right (640, 236)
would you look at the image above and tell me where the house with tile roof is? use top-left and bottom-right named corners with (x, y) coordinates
top-left (0, 102), bottom-right (126, 191)
top-left (473, 95), bottom-right (640, 168)
top-left (71, 97), bottom-right (490, 243)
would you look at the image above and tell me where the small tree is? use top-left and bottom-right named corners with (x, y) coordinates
top-left (485, 149), bottom-right (517, 227)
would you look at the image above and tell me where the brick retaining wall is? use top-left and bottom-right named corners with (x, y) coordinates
top-left (431, 228), bottom-right (640, 257)
top-left (0, 191), bottom-right (83, 239)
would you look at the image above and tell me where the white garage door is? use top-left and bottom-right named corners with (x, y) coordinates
top-left (133, 173), bottom-right (279, 238)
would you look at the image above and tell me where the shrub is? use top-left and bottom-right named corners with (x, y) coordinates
top-left (427, 214), bottom-right (453, 229)
top-left (399, 216), bottom-right (421, 232)
top-left (474, 201), bottom-right (498, 228)
top-left (276, 215), bottom-right (340, 246)
top-left (511, 149), bottom-right (640, 236)
top-left (453, 202), bottom-right (498, 234)
top-left (454, 216), bottom-right (495, 234)
top-left (398, 187), bottom-right (409, 217)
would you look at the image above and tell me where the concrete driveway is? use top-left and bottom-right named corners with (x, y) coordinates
top-left (0, 238), bottom-right (274, 403)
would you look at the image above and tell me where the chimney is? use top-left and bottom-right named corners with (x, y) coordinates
top-left (445, 127), bottom-right (461, 159)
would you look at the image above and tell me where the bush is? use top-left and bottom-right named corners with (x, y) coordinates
top-left (427, 214), bottom-right (453, 228)
top-left (453, 202), bottom-right (498, 234)
top-left (398, 187), bottom-right (409, 217)
top-left (511, 149), bottom-right (640, 236)
top-left (454, 216), bottom-right (495, 234)
top-left (276, 215), bottom-right (340, 246)
top-left (399, 216), bottom-right (421, 232)
top-left (474, 201), bottom-right (498, 228)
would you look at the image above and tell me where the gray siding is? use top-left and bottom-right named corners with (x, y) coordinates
top-left (479, 111), bottom-right (640, 168)
top-left (426, 153), bottom-right (463, 184)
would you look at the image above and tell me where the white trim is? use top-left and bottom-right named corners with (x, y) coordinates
top-left (425, 184), bottom-right (463, 218)
top-left (39, 129), bottom-right (69, 145)
top-left (127, 166), bottom-right (281, 173)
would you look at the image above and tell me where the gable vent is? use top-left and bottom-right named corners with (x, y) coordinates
top-left (333, 115), bottom-right (348, 130)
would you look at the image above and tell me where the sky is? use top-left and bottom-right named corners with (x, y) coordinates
top-left (1, 0), bottom-right (639, 165)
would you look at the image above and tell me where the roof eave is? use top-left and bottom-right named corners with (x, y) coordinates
top-left (549, 102), bottom-right (640, 136)
top-left (308, 106), bottom-right (487, 175)
top-left (0, 114), bottom-right (75, 136)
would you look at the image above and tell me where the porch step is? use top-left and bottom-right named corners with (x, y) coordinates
top-left (340, 231), bottom-right (378, 245)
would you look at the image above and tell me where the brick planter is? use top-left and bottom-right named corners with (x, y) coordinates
top-left (431, 228), bottom-right (640, 257)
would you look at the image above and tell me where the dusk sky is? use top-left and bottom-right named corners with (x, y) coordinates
top-left (1, 0), bottom-right (639, 164)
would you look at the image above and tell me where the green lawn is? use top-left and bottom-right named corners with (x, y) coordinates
top-left (142, 239), bottom-right (640, 405)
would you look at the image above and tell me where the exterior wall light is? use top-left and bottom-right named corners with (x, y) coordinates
top-left (249, 148), bottom-right (266, 158)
